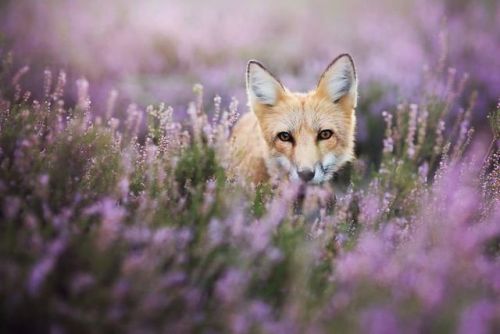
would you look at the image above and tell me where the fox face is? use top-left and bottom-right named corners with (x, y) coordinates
top-left (246, 54), bottom-right (358, 184)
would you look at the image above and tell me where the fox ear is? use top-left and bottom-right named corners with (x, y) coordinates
top-left (317, 54), bottom-right (358, 108)
top-left (247, 60), bottom-right (284, 107)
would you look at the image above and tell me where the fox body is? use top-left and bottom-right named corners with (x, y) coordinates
top-left (229, 54), bottom-right (358, 184)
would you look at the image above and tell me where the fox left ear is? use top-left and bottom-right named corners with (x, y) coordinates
top-left (246, 60), bottom-right (285, 107)
top-left (317, 54), bottom-right (358, 108)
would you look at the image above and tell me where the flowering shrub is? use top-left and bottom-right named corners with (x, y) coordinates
top-left (1, 0), bottom-right (498, 114)
top-left (2, 0), bottom-right (498, 190)
top-left (0, 44), bottom-right (499, 333)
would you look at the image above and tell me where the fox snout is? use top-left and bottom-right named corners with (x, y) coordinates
top-left (293, 141), bottom-right (320, 182)
top-left (297, 169), bottom-right (315, 182)
top-left (292, 157), bottom-right (329, 184)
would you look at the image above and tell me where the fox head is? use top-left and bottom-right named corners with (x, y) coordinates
top-left (246, 54), bottom-right (358, 184)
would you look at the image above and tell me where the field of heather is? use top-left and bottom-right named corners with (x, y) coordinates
top-left (0, 0), bottom-right (499, 333)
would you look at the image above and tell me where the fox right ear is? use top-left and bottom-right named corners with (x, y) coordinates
top-left (246, 60), bottom-right (284, 107)
top-left (317, 54), bottom-right (358, 108)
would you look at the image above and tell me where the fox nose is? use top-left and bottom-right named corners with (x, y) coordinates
top-left (298, 169), bottom-right (315, 182)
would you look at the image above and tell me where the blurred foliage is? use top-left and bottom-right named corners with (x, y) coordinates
top-left (0, 42), bottom-right (499, 334)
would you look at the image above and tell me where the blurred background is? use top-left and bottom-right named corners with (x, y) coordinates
top-left (0, 0), bottom-right (498, 162)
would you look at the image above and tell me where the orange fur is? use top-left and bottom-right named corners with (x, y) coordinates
top-left (229, 54), bottom-right (357, 184)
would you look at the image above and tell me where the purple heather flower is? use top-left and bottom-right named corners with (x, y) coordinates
top-left (215, 269), bottom-right (248, 304)
top-left (361, 307), bottom-right (401, 334)
top-left (458, 300), bottom-right (498, 334)
top-left (76, 78), bottom-right (90, 111)
top-left (27, 236), bottom-right (68, 296)
top-left (406, 104), bottom-right (418, 159)
top-left (3, 196), bottom-right (21, 220)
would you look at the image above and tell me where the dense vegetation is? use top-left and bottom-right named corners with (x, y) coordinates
top-left (0, 50), bottom-right (498, 332)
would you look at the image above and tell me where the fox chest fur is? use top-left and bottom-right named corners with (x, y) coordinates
top-left (229, 54), bottom-right (358, 185)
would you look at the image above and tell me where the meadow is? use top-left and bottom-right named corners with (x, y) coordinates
top-left (0, 0), bottom-right (499, 333)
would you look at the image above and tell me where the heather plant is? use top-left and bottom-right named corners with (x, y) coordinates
top-left (1, 0), bottom-right (498, 160)
top-left (1, 45), bottom-right (499, 333)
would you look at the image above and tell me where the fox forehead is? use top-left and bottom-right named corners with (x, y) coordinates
top-left (254, 91), bottom-right (354, 142)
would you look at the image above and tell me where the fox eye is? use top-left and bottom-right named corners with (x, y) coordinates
top-left (277, 131), bottom-right (293, 142)
top-left (318, 129), bottom-right (333, 140)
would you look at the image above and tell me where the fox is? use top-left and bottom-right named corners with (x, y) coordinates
top-left (229, 53), bottom-right (358, 185)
